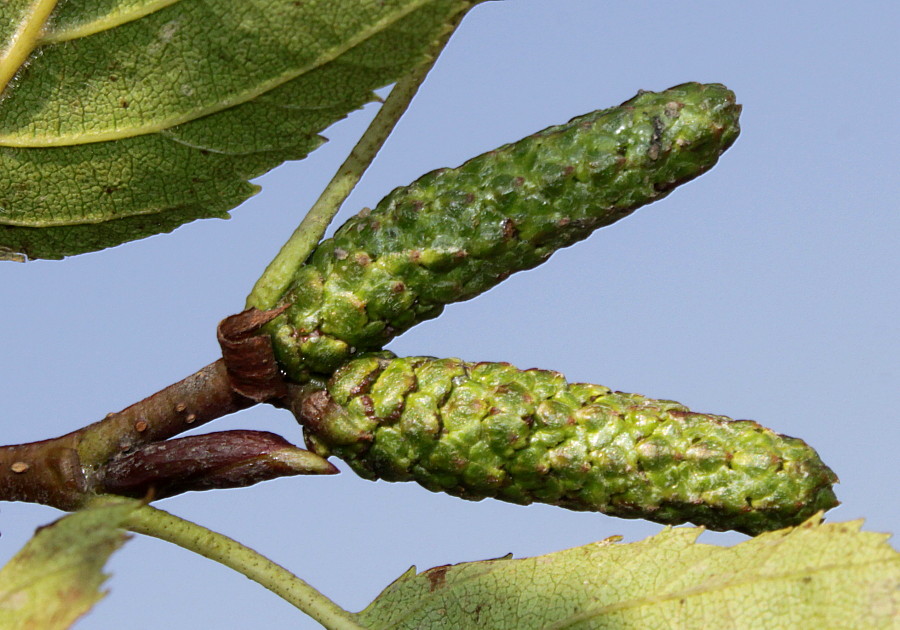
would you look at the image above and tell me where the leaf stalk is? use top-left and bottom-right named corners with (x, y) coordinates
top-left (124, 503), bottom-right (366, 630)
top-left (246, 11), bottom-right (468, 310)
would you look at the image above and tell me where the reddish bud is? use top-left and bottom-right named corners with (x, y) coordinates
top-left (101, 430), bottom-right (337, 499)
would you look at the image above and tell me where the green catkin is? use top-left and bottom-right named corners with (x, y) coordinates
top-left (294, 354), bottom-right (839, 535)
top-left (270, 83), bottom-right (741, 378)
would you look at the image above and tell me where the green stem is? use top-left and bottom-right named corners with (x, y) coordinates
top-left (246, 15), bottom-right (465, 310)
top-left (125, 504), bottom-right (366, 630)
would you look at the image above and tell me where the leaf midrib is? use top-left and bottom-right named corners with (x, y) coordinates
top-left (0, 0), bottom-right (60, 95)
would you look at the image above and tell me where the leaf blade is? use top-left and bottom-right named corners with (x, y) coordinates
top-left (0, 0), bottom-right (474, 260)
top-left (0, 500), bottom-right (138, 630)
top-left (1, 0), bottom-right (452, 145)
top-left (357, 516), bottom-right (900, 630)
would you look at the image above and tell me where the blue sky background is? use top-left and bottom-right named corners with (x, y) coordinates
top-left (1, 1), bottom-right (897, 628)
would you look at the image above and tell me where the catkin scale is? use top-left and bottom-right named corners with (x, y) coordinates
top-left (270, 83), bottom-right (741, 378)
top-left (294, 355), bottom-right (839, 535)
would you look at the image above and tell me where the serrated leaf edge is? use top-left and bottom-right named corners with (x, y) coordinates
top-left (1, 0), bottom-right (447, 147)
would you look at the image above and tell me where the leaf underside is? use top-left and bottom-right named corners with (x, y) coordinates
top-left (0, 0), bottom-right (473, 260)
top-left (0, 500), bottom-right (137, 630)
top-left (357, 515), bottom-right (900, 630)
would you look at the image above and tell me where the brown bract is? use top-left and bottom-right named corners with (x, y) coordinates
top-left (218, 306), bottom-right (290, 402)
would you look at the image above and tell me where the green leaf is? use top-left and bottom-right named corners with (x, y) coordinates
top-left (357, 515), bottom-right (900, 630)
top-left (0, 0), bottom-right (474, 260)
top-left (0, 499), bottom-right (138, 630)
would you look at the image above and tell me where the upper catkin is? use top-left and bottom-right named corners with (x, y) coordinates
top-left (269, 83), bottom-right (741, 377)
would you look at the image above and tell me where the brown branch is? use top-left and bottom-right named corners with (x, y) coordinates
top-left (77, 359), bottom-right (256, 463)
top-left (0, 308), bottom-right (301, 510)
top-left (0, 440), bottom-right (87, 510)
top-left (0, 359), bottom-right (256, 510)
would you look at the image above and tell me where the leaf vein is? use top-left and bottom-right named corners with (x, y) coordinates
top-left (0, 0), bottom-right (437, 147)
top-left (41, 0), bottom-right (183, 44)
top-left (547, 557), bottom-right (898, 629)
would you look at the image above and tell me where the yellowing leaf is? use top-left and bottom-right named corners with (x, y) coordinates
top-left (357, 515), bottom-right (900, 630)
top-left (0, 500), bottom-right (138, 630)
top-left (0, 0), bottom-right (475, 260)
